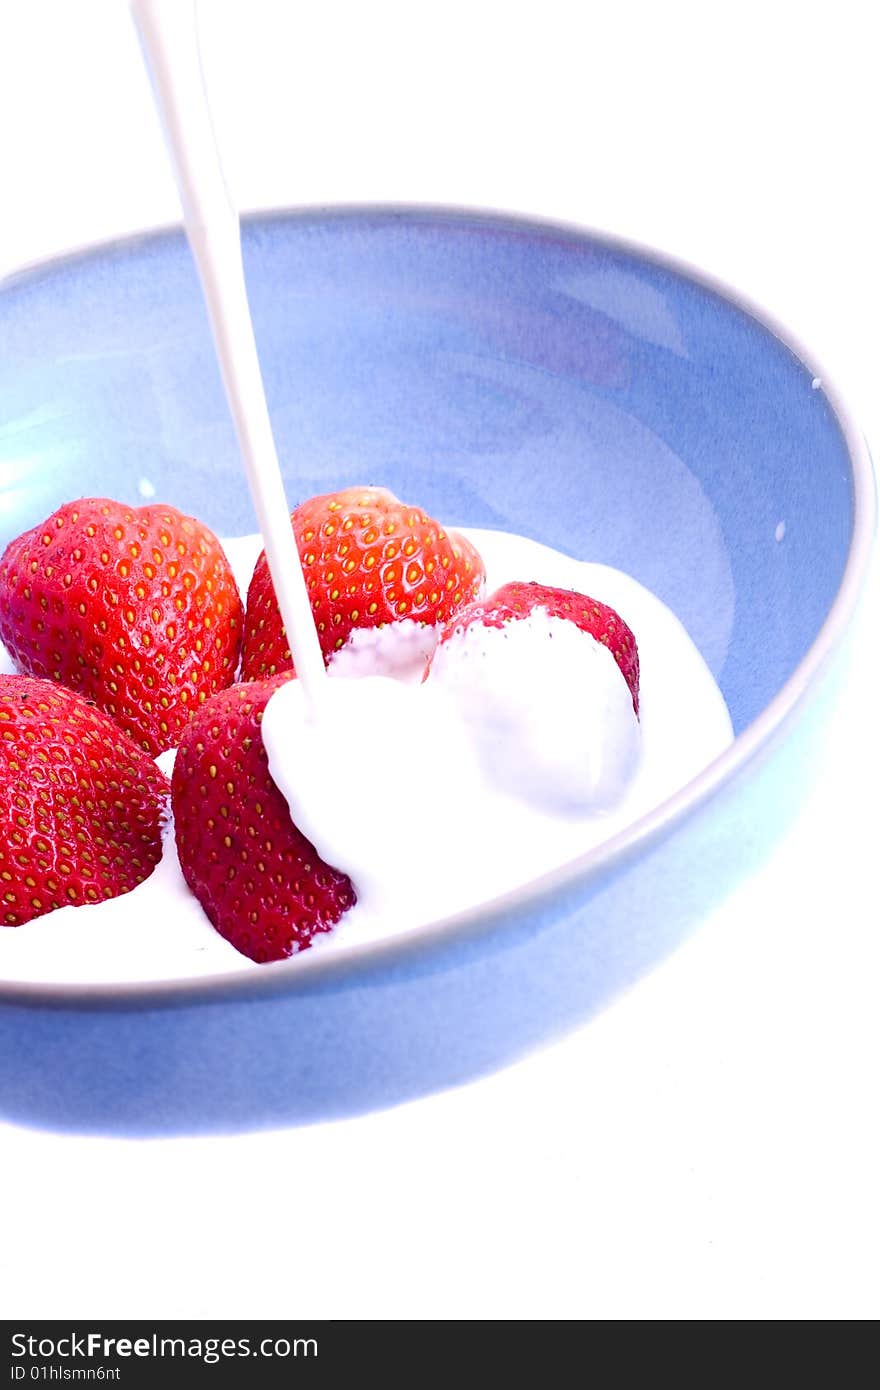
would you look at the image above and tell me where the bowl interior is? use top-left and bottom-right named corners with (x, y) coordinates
top-left (0, 208), bottom-right (856, 733)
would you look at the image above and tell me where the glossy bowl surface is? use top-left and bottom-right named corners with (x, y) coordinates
top-left (0, 207), bottom-right (873, 1133)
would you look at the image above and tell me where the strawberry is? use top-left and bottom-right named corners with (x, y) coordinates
top-left (0, 498), bottom-right (243, 757)
top-left (240, 486), bottom-right (485, 680)
top-left (433, 580), bottom-right (640, 713)
top-left (171, 675), bottom-right (356, 963)
top-left (0, 674), bottom-right (169, 927)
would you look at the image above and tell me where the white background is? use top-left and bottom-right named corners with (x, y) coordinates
top-left (1, 0), bottom-right (878, 1320)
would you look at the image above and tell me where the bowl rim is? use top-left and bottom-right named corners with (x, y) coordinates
top-left (0, 201), bottom-right (875, 1010)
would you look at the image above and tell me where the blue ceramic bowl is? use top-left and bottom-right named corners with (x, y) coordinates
top-left (0, 207), bottom-right (873, 1134)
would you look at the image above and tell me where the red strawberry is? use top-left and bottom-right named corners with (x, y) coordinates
top-left (171, 676), bottom-right (355, 963)
top-left (434, 580), bottom-right (640, 713)
top-left (240, 486), bottom-right (485, 680)
top-left (0, 498), bottom-right (243, 757)
top-left (0, 674), bottom-right (169, 927)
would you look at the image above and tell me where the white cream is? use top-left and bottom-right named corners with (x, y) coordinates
top-left (326, 619), bottom-right (439, 682)
top-left (264, 527), bottom-right (732, 947)
top-left (427, 609), bottom-right (641, 814)
top-left (130, 0), bottom-right (328, 706)
top-left (0, 527), bottom-right (733, 984)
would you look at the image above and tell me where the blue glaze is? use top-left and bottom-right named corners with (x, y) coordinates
top-left (0, 208), bottom-right (872, 1134)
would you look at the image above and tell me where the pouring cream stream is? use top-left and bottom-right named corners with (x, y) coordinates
top-left (130, 0), bottom-right (326, 706)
